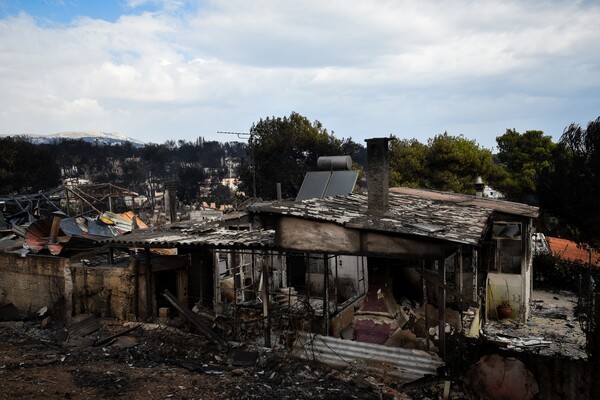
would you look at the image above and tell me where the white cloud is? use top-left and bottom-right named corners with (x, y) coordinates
top-left (1, 0), bottom-right (599, 146)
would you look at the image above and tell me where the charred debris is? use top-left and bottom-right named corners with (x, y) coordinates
top-left (0, 138), bottom-right (592, 399)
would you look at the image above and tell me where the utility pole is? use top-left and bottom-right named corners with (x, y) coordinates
top-left (218, 131), bottom-right (257, 200)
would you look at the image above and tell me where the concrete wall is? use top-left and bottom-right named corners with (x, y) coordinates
top-left (0, 253), bottom-right (69, 318)
top-left (486, 272), bottom-right (522, 321)
top-left (71, 261), bottom-right (133, 320)
top-left (0, 252), bottom-right (189, 322)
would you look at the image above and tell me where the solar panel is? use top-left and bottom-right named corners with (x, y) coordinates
top-left (324, 170), bottom-right (358, 198)
top-left (296, 170), bottom-right (358, 201)
top-left (296, 171), bottom-right (331, 201)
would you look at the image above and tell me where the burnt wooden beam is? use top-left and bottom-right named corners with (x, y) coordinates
top-left (262, 258), bottom-right (271, 348)
top-left (323, 254), bottom-right (330, 336)
top-left (416, 269), bottom-right (479, 308)
top-left (437, 258), bottom-right (446, 361)
top-left (94, 324), bottom-right (140, 347)
top-left (162, 289), bottom-right (228, 350)
top-left (144, 248), bottom-right (153, 320)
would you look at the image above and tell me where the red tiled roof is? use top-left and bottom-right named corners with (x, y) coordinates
top-left (546, 237), bottom-right (600, 267)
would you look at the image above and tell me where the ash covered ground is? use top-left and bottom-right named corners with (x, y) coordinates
top-left (0, 319), bottom-right (466, 400)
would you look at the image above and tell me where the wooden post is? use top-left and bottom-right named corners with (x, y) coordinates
top-left (233, 253), bottom-right (238, 334)
top-left (65, 188), bottom-right (71, 217)
top-left (458, 246), bottom-right (464, 332)
top-left (438, 258), bottom-right (446, 360)
top-left (323, 254), bottom-right (330, 336)
top-left (306, 254), bottom-right (311, 299)
top-left (213, 251), bottom-right (221, 313)
top-left (422, 260), bottom-right (430, 351)
top-left (133, 257), bottom-right (139, 319)
top-left (144, 248), bottom-right (153, 321)
top-left (262, 257), bottom-right (271, 347)
top-left (334, 255), bottom-right (339, 308)
top-left (176, 269), bottom-right (188, 307)
top-left (472, 248), bottom-right (478, 303)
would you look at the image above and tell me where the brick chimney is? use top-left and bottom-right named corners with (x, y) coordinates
top-left (365, 137), bottom-right (392, 216)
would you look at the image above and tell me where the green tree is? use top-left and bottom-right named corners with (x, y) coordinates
top-left (389, 138), bottom-right (429, 188)
top-left (539, 117), bottom-right (600, 246)
top-left (239, 112), bottom-right (357, 200)
top-left (389, 133), bottom-right (504, 194)
top-left (495, 129), bottom-right (555, 203)
top-left (428, 133), bottom-right (502, 193)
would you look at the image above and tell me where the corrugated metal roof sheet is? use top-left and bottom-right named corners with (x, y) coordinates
top-left (251, 191), bottom-right (494, 245)
top-left (293, 332), bottom-right (443, 384)
top-left (101, 228), bottom-right (275, 249)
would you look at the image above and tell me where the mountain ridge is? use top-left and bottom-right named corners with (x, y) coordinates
top-left (0, 130), bottom-right (145, 146)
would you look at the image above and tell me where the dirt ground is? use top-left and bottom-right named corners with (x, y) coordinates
top-left (0, 318), bottom-right (462, 400)
top-left (0, 290), bottom-right (584, 399)
top-left (483, 289), bottom-right (587, 359)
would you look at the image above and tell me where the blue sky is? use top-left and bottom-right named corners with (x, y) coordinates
top-left (1, 0), bottom-right (599, 148)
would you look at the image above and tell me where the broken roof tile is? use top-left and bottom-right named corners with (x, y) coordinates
top-left (251, 191), bottom-right (495, 246)
top-left (102, 228), bottom-right (275, 249)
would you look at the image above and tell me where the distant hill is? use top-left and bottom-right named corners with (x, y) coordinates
top-left (1, 130), bottom-right (145, 147)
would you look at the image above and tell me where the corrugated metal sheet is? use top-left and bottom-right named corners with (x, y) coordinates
top-left (292, 332), bottom-right (443, 384)
top-left (102, 228), bottom-right (275, 249)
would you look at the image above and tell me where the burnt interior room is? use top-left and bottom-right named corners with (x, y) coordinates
top-left (367, 257), bottom-right (424, 306)
top-left (287, 252), bottom-right (307, 294)
top-left (184, 249), bottom-right (214, 309)
top-left (155, 269), bottom-right (178, 312)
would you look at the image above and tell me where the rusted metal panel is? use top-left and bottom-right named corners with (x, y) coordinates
top-left (292, 332), bottom-right (443, 384)
top-left (25, 218), bottom-right (71, 255)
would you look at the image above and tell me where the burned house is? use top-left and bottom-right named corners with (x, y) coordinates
top-left (53, 138), bottom-right (536, 381)
top-left (0, 138), bottom-right (540, 386)
top-left (244, 138), bottom-right (539, 355)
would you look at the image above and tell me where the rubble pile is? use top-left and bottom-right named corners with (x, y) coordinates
top-left (0, 189), bottom-right (148, 256)
top-left (483, 289), bottom-right (587, 359)
top-left (0, 318), bottom-right (472, 400)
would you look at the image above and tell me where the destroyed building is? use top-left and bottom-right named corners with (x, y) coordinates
top-left (4, 137), bottom-right (593, 397)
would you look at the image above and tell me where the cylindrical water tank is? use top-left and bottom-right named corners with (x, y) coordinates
top-left (317, 155), bottom-right (352, 171)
